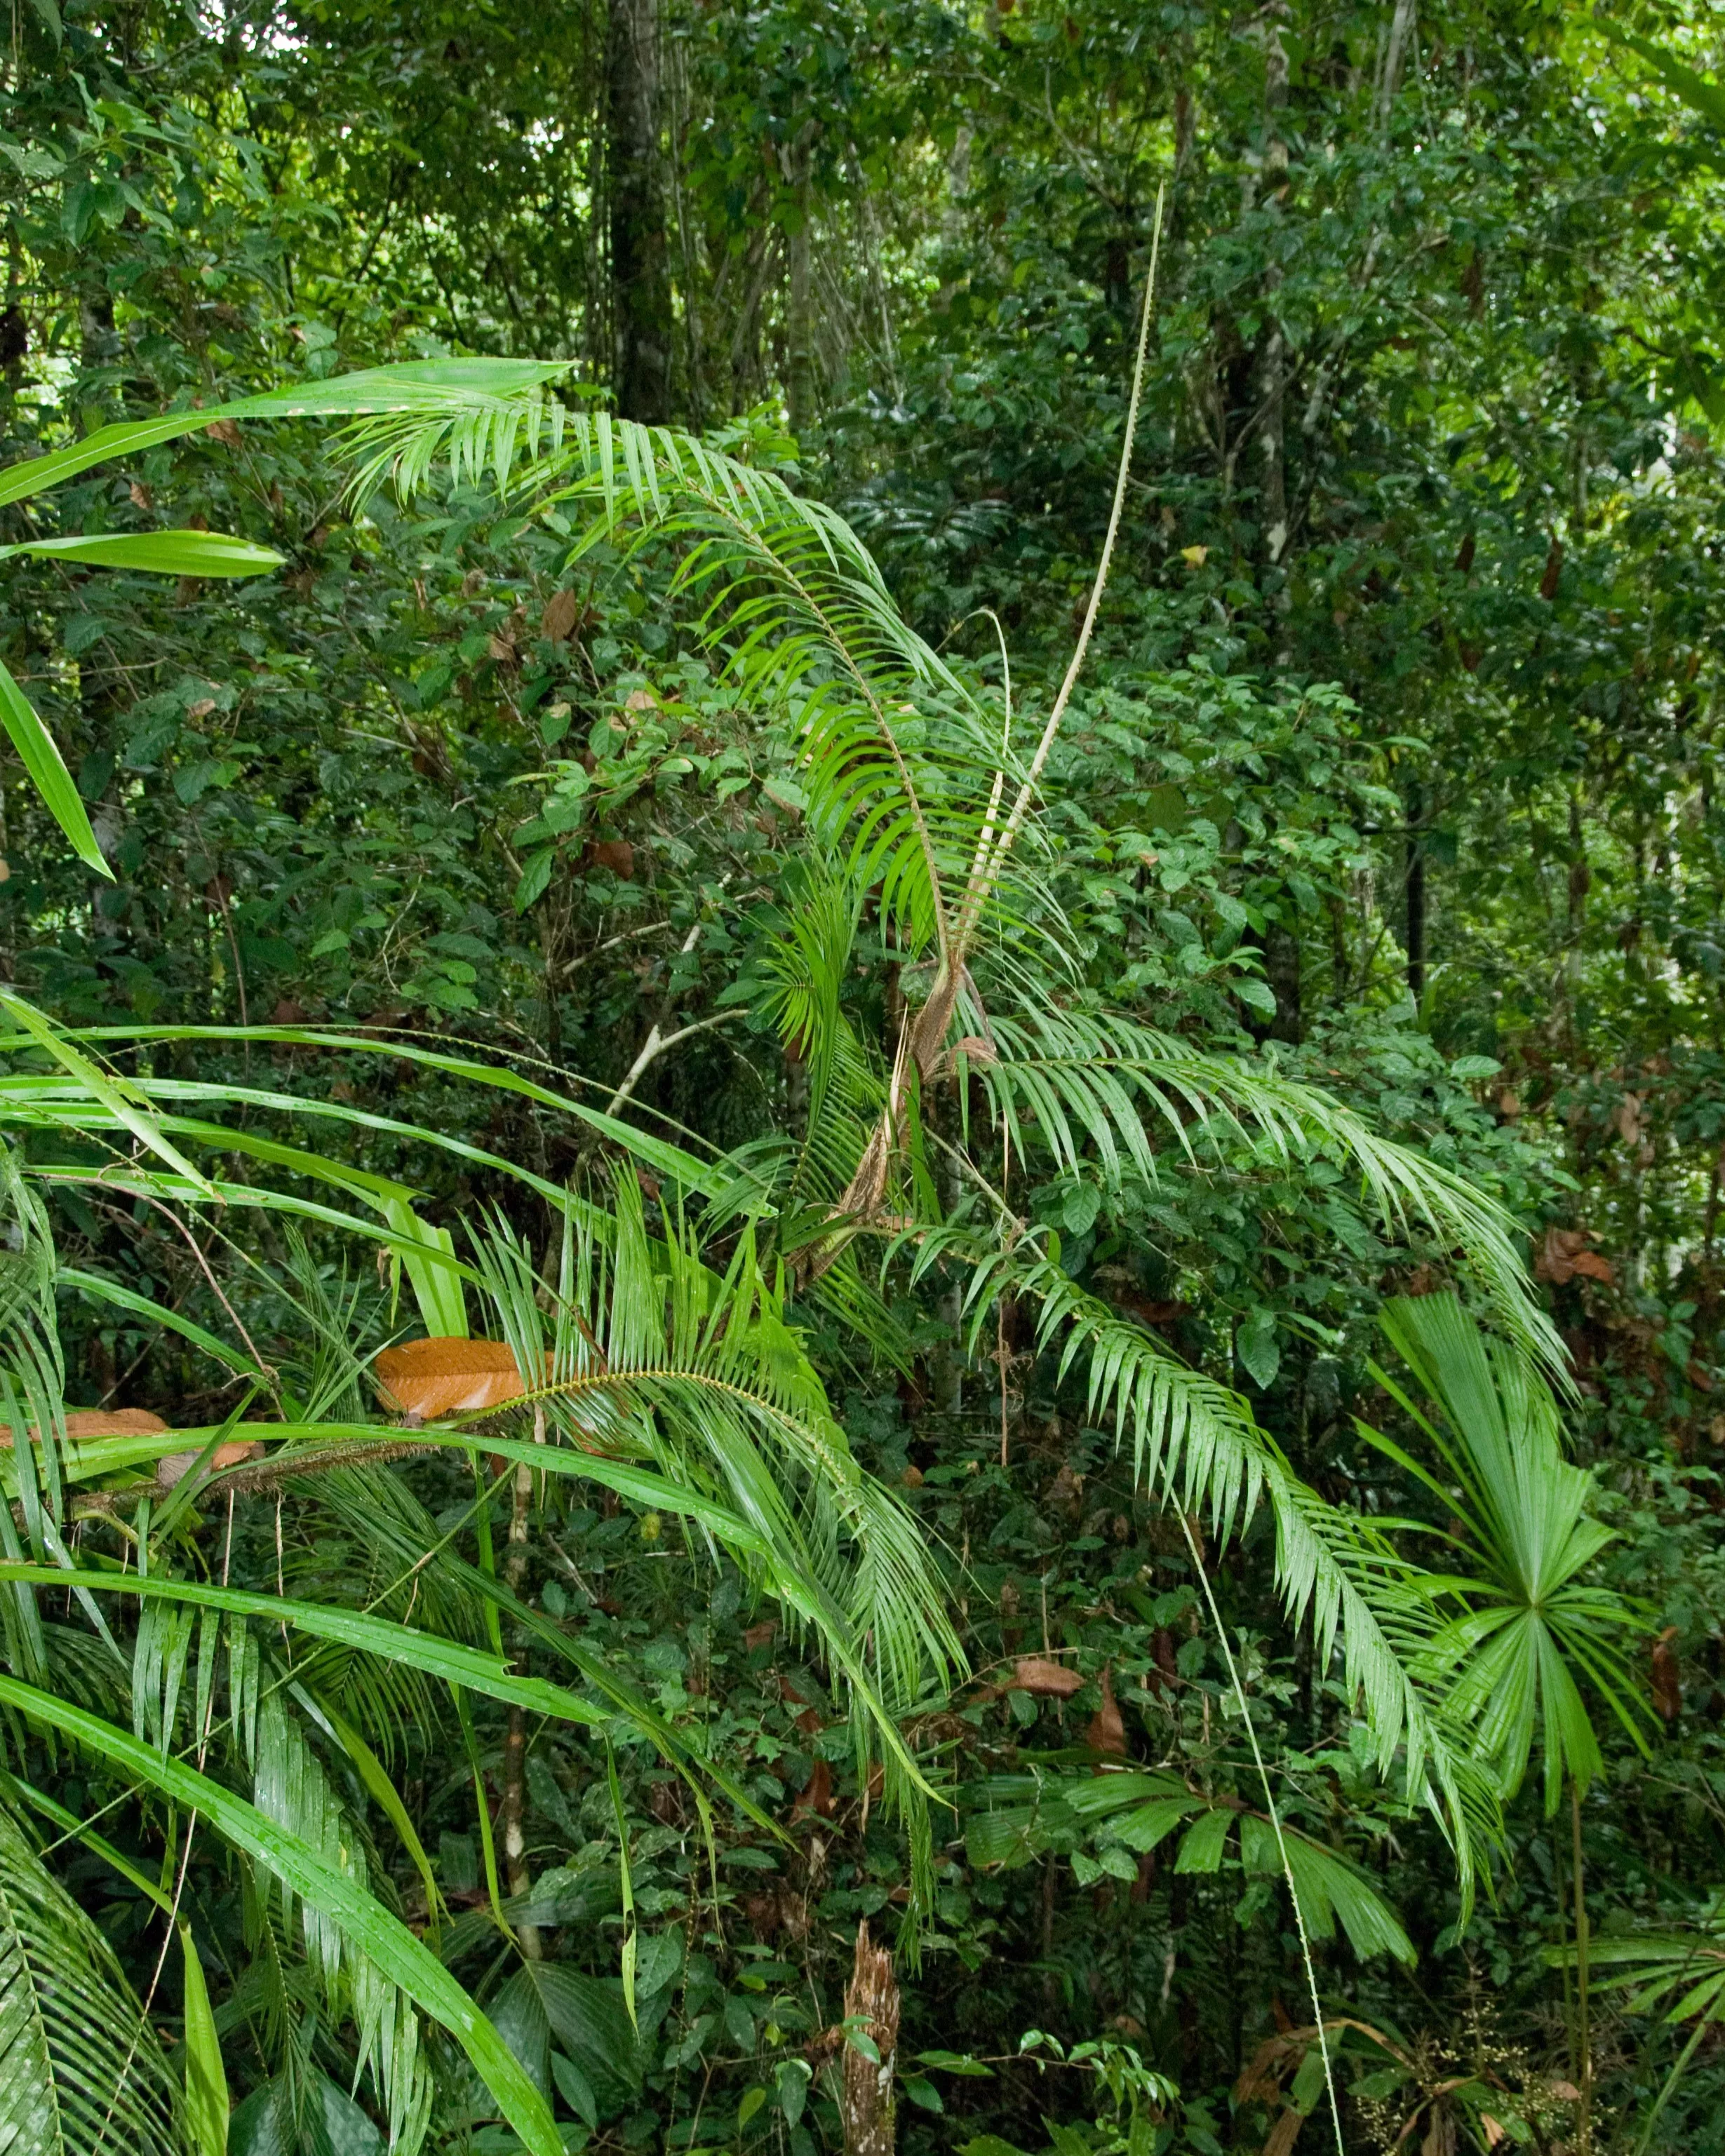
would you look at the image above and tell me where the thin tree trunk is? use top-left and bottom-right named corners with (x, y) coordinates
top-left (1263, 919), bottom-right (1302, 1044)
top-left (1376, 0), bottom-right (1418, 123)
top-left (841, 1921), bottom-right (899, 2156)
top-left (786, 125), bottom-right (815, 440)
top-left (1258, 9), bottom-right (1289, 577)
top-left (607, 0), bottom-right (671, 422)
top-left (1405, 782), bottom-right (1425, 1004)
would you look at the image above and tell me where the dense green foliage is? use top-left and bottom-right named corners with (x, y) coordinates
top-left (2, 4), bottom-right (1725, 2154)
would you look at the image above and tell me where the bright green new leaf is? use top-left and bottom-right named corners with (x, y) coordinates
top-left (0, 656), bottom-right (109, 875)
top-left (0, 531), bottom-right (283, 577)
top-left (180, 1922), bottom-right (229, 2156)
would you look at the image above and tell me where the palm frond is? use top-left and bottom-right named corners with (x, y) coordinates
top-left (975, 1006), bottom-right (1561, 1377)
top-left (984, 1250), bottom-right (1506, 1897)
top-left (0, 1674), bottom-right (563, 2152)
top-left (1367, 1292), bottom-right (1651, 1813)
top-left (456, 1188), bottom-right (964, 1901)
top-left (538, 415), bottom-right (1020, 964)
top-left (0, 1799), bottom-right (181, 2156)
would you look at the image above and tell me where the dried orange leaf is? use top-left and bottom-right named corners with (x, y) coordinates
top-left (1009, 1656), bottom-right (1082, 1697)
top-left (375, 1336), bottom-right (546, 1420)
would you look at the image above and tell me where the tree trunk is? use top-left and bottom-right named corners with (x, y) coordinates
top-left (1405, 783), bottom-right (1425, 1005)
top-left (786, 126), bottom-right (815, 440)
top-left (840, 1920), bottom-right (899, 2156)
top-left (607, 0), bottom-right (671, 423)
top-left (1263, 919), bottom-right (1302, 1044)
top-left (1257, 9), bottom-right (1289, 578)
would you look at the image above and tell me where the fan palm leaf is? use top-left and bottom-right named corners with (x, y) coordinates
top-left (1362, 1291), bottom-right (1650, 1813)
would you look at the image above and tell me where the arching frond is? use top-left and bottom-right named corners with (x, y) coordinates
top-left (969, 1248), bottom-right (1506, 1899)
top-left (974, 1006), bottom-right (1561, 1378)
top-left (457, 1189), bottom-right (964, 1900)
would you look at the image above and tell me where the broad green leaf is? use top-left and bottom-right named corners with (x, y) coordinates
top-left (0, 1676), bottom-right (563, 2156)
top-left (0, 1566), bottom-right (609, 1729)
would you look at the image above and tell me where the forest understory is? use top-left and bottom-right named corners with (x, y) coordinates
top-left (0, 6), bottom-right (1723, 2156)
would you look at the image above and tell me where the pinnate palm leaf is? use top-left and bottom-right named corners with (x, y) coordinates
top-left (0, 1799), bottom-right (180, 2156)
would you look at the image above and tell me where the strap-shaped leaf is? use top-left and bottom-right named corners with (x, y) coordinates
top-left (0, 657), bottom-right (107, 875)
top-left (0, 1675), bottom-right (562, 2156)
top-left (179, 1924), bottom-right (228, 2156)
top-left (0, 992), bottom-right (213, 1193)
top-left (0, 531), bottom-right (283, 577)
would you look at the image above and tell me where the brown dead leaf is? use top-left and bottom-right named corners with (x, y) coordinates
top-left (1479, 2118), bottom-right (1505, 2151)
top-left (157, 1440), bottom-right (266, 1488)
top-left (588, 839), bottom-right (635, 880)
top-left (5, 1408), bottom-right (169, 1449)
top-left (1009, 1656), bottom-right (1082, 1697)
top-left (1536, 1227), bottom-right (1611, 1286)
top-left (128, 480), bottom-right (154, 511)
top-left (541, 588), bottom-right (580, 642)
top-left (1042, 1460), bottom-right (1085, 1520)
top-left (1651, 1627), bottom-right (1682, 1723)
top-left (1086, 1664), bottom-right (1127, 1756)
top-left (1263, 2107), bottom-right (1306, 2156)
top-left (624, 687), bottom-right (659, 712)
top-left (742, 1619), bottom-right (777, 1651)
top-left (203, 417), bottom-right (243, 447)
top-left (793, 1757), bottom-right (835, 1817)
top-left (186, 699), bottom-right (217, 721)
top-left (374, 1336), bottom-right (546, 1419)
top-left (1615, 1093), bottom-right (1644, 1145)
top-left (949, 1035), bottom-right (998, 1068)
top-left (487, 633), bottom-right (516, 663)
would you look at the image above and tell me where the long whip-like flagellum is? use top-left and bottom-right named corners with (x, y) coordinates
top-left (953, 180), bottom-right (1166, 960)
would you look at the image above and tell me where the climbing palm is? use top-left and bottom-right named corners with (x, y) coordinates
top-left (0, 301), bottom-right (1580, 2153)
